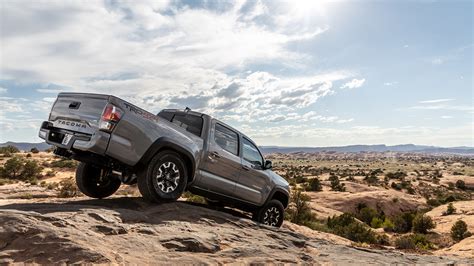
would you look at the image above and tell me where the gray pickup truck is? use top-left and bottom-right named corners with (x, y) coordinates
top-left (39, 93), bottom-right (289, 227)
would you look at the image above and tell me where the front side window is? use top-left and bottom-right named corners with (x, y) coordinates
top-left (242, 138), bottom-right (263, 167)
top-left (214, 123), bottom-right (238, 156)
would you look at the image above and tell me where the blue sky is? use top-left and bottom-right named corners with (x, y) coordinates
top-left (0, 0), bottom-right (472, 147)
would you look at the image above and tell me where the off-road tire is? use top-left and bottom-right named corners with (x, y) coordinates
top-left (138, 150), bottom-right (188, 202)
top-left (253, 199), bottom-right (285, 227)
top-left (76, 162), bottom-right (121, 199)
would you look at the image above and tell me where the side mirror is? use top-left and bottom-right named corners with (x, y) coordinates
top-left (264, 160), bottom-right (272, 170)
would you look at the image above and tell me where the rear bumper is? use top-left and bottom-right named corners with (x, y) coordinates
top-left (39, 121), bottom-right (110, 155)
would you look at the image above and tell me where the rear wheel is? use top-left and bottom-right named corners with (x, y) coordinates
top-left (138, 150), bottom-right (188, 202)
top-left (76, 162), bottom-right (121, 199)
top-left (253, 200), bottom-right (285, 227)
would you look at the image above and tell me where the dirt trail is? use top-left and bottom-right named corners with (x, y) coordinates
top-left (0, 196), bottom-right (470, 264)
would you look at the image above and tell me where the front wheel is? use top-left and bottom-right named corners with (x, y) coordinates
top-left (76, 162), bottom-right (121, 199)
top-left (253, 200), bottom-right (285, 227)
top-left (137, 150), bottom-right (188, 202)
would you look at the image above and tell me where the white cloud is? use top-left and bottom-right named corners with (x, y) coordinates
top-left (0, 87), bottom-right (7, 94)
top-left (440, 116), bottom-right (453, 119)
top-left (340, 78), bottom-right (365, 89)
top-left (419, 99), bottom-right (454, 104)
top-left (383, 81), bottom-right (398, 86)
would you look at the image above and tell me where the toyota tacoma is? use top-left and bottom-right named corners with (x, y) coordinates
top-left (39, 93), bottom-right (290, 227)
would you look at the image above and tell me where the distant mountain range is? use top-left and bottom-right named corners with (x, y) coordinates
top-left (260, 144), bottom-right (474, 155)
top-left (0, 142), bottom-right (51, 151)
top-left (1, 142), bottom-right (472, 155)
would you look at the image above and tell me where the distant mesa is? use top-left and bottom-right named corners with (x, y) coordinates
top-left (1, 142), bottom-right (472, 155)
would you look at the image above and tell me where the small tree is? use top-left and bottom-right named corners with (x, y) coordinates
top-left (451, 220), bottom-right (472, 242)
top-left (412, 214), bottom-right (436, 234)
top-left (30, 147), bottom-right (40, 154)
top-left (306, 177), bottom-right (322, 191)
top-left (329, 174), bottom-right (345, 192)
top-left (21, 160), bottom-right (43, 180)
top-left (3, 156), bottom-right (24, 179)
top-left (443, 203), bottom-right (456, 216)
top-left (285, 190), bottom-right (316, 224)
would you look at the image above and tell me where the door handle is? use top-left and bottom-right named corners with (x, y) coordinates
top-left (210, 151), bottom-right (220, 158)
top-left (242, 165), bottom-right (250, 171)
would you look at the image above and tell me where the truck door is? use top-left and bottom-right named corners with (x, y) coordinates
top-left (235, 137), bottom-right (270, 205)
top-left (196, 121), bottom-right (240, 196)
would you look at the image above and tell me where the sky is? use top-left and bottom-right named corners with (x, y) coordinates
top-left (0, 0), bottom-right (472, 147)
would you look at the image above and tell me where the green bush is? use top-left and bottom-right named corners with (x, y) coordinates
top-left (443, 203), bottom-right (456, 216)
top-left (329, 174), bottom-right (345, 192)
top-left (182, 191), bottom-right (207, 204)
top-left (451, 220), bottom-right (472, 242)
top-left (2, 156), bottom-right (25, 179)
top-left (305, 177), bottom-right (322, 192)
top-left (385, 171), bottom-right (407, 180)
top-left (357, 207), bottom-right (380, 225)
top-left (395, 234), bottom-right (433, 250)
top-left (382, 218), bottom-right (395, 232)
top-left (327, 213), bottom-right (380, 244)
top-left (412, 214), bottom-right (436, 234)
top-left (393, 212), bottom-right (415, 233)
top-left (57, 178), bottom-right (80, 198)
top-left (455, 180), bottom-right (466, 190)
top-left (285, 190), bottom-right (316, 224)
top-left (0, 145), bottom-right (20, 154)
top-left (50, 159), bottom-right (78, 169)
top-left (370, 217), bottom-right (384, 228)
top-left (21, 160), bottom-right (42, 180)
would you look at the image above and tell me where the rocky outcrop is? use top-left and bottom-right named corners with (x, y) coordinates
top-left (0, 197), bottom-right (470, 264)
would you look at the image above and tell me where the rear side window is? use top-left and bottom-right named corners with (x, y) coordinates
top-left (171, 114), bottom-right (203, 137)
top-left (214, 123), bottom-right (239, 156)
top-left (157, 111), bottom-right (174, 121)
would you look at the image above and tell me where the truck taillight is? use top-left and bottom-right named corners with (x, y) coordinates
top-left (99, 104), bottom-right (123, 132)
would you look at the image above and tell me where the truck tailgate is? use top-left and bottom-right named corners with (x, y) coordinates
top-left (49, 93), bottom-right (109, 135)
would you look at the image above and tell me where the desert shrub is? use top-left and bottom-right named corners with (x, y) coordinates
top-left (447, 182), bottom-right (455, 190)
top-left (45, 170), bottom-right (56, 177)
top-left (443, 203), bottom-right (456, 216)
top-left (364, 174), bottom-right (378, 184)
top-left (385, 171), bottom-right (407, 180)
top-left (327, 213), bottom-right (379, 244)
top-left (370, 217), bottom-right (384, 228)
top-left (451, 220), bottom-right (472, 242)
top-left (357, 207), bottom-right (380, 225)
top-left (294, 175), bottom-right (307, 184)
top-left (285, 190), bottom-right (316, 225)
top-left (0, 145), bottom-right (19, 154)
top-left (305, 177), bottom-right (322, 191)
top-left (391, 182), bottom-right (402, 190)
top-left (393, 212), bottom-right (415, 233)
top-left (30, 148), bottom-right (40, 154)
top-left (57, 178), bottom-right (80, 198)
top-left (412, 214), bottom-right (436, 234)
top-left (2, 156), bottom-right (25, 179)
top-left (455, 180), bottom-right (466, 190)
top-left (21, 160), bottom-right (43, 180)
top-left (382, 218), bottom-right (395, 232)
top-left (452, 171), bottom-right (463, 176)
top-left (395, 234), bottom-right (433, 250)
top-left (181, 191), bottom-right (207, 204)
top-left (26, 153), bottom-right (32, 158)
top-left (329, 174), bottom-right (345, 192)
top-left (50, 159), bottom-right (78, 169)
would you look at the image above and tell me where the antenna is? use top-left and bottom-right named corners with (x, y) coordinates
top-left (184, 107), bottom-right (191, 112)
